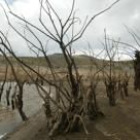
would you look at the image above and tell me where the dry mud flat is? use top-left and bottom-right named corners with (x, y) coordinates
top-left (3, 82), bottom-right (140, 140)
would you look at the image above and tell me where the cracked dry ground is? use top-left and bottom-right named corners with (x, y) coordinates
top-left (5, 81), bottom-right (140, 140)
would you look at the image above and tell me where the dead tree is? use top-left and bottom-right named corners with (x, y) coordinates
top-left (0, 40), bottom-right (28, 121)
top-left (11, 84), bottom-right (17, 110)
top-left (0, 56), bottom-right (8, 102)
top-left (134, 50), bottom-right (140, 91)
top-left (103, 30), bottom-right (119, 106)
top-left (122, 72), bottom-right (130, 97)
top-left (124, 27), bottom-right (140, 91)
top-left (85, 76), bottom-right (104, 120)
top-left (6, 83), bottom-right (12, 106)
top-left (15, 83), bottom-right (28, 121)
top-left (0, 0), bottom-right (119, 136)
top-left (81, 47), bottom-right (105, 119)
top-left (117, 74), bottom-right (125, 99)
top-left (104, 76), bottom-right (117, 106)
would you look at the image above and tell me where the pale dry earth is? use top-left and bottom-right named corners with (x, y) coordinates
top-left (1, 80), bottom-right (140, 140)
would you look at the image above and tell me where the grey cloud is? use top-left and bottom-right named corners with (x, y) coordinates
top-left (0, 0), bottom-right (140, 60)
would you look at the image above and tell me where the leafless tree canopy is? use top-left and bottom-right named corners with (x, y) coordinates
top-left (0, 0), bottom-right (121, 136)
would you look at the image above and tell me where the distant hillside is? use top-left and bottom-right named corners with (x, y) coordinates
top-left (17, 53), bottom-right (100, 67)
top-left (0, 53), bottom-right (133, 69)
top-left (48, 53), bottom-right (98, 67)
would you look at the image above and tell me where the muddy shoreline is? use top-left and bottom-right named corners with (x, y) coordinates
top-left (0, 83), bottom-right (43, 139)
top-left (3, 91), bottom-right (140, 140)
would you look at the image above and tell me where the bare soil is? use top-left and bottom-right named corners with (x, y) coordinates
top-left (3, 80), bottom-right (140, 140)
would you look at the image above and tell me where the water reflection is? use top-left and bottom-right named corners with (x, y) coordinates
top-left (0, 133), bottom-right (6, 139)
top-left (0, 82), bottom-right (43, 137)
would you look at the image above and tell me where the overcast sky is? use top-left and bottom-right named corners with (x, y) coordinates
top-left (0, 0), bottom-right (140, 60)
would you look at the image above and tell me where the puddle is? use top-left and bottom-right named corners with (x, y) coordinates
top-left (0, 82), bottom-right (43, 137)
top-left (0, 133), bottom-right (6, 140)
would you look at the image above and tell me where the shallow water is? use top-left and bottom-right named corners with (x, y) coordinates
top-left (0, 108), bottom-right (21, 138)
top-left (0, 133), bottom-right (6, 139)
top-left (0, 82), bottom-right (43, 138)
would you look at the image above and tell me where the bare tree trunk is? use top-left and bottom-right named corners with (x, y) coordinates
top-left (0, 0), bottom-right (120, 136)
top-left (134, 51), bottom-right (140, 91)
top-left (16, 84), bottom-right (28, 121)
top-left (6, 84), bottom-right (11, 106)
